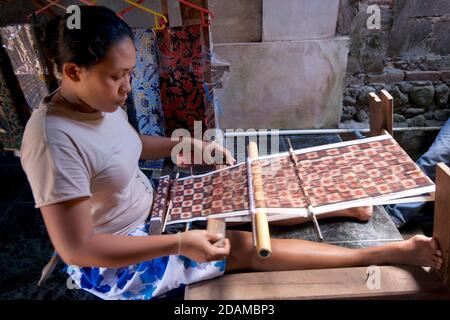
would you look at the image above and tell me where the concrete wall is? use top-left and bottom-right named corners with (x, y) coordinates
top-left (263, 0), bottom-right (340, 41)
top-left (212, 0), bottom-right (347, 130)
top-left (209, 0), bottom-right (262, 43)
top-left (215, 38), bottom-right (350, 130)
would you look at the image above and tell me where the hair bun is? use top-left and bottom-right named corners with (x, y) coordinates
top-left (41, 16), bottom-right (63, 67)
top-left (36, 6), bottom-right (134, 72)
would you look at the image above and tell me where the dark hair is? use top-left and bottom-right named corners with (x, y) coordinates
top-left (43, 6), bottom-right (134, 71)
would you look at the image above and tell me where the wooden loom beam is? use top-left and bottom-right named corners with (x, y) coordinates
top-left (248, 141), bottom-right (272, 258)
top-left (379, 89), bottom-right (393, 135)
top-left (369, 90), bottom-right (393, 137)
top-left (433, 162), bottom-right (450, 286)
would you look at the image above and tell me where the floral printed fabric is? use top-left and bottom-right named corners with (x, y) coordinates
top-left (65, 220), bottom-right (226, 300)
top-left (156, 25), bottom-right (210, 136)
top-left (128, 29), bottom-right (166, 170)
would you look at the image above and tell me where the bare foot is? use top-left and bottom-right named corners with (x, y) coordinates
top-left (395, 235), bottom-right (443, 269)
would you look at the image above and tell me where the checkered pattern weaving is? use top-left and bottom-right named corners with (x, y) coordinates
top-left (168, 164), bottom-right (249, 223)
top-left (153, 137), bottom-right (434, 225)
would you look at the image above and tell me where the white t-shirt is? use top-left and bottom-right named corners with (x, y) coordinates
top-left (20, 91), bottom-right (154, 236)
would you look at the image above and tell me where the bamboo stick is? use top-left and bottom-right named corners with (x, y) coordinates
top-left (247, 141), bottom-right (272, 258)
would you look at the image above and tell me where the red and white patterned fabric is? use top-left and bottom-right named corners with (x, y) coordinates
top-left (150, 135), bottom-right (435, 230)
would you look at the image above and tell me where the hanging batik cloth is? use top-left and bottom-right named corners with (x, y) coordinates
top-left (0, 24), bottom-right (49, 112)
top-left (156, 25), bottom-right (210, 136)
top-left (127, 28), bottom-right (166, 170)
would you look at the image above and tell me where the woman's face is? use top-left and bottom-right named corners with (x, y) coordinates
top-left (75, 37), bottom-right (136, 113)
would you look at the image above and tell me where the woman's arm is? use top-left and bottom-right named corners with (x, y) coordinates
top-left (139, 135), bottom-right (178, 160)
top-left (40, 197), bottom-right (230, 268)
top-left (139, 135), bottom-right (236, 166)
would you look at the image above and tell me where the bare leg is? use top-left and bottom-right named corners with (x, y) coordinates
top-left (225, 230), bottom-right (443, 273)
top-left (227, 206), bottom-right (374, 228)
top-left (270, 206), bottom-right (374, 226)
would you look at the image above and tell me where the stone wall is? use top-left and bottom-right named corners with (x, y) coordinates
top-left (338, 0), bottom-right (450, 128)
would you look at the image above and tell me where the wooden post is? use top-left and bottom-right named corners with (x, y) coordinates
top-left (248, 141), bottom-right (272, 258)
top-left (369, 92), bottom-right (383, 137)
top-left (433, 162), bottom-right (450, 286)
top-left (160, 0), bottom-right (170, 26)
top-left (369, 91), bottom-right (394, 137)
top-left (207, 218), bottom-right (226, 247)
top-left (379, 89), bottom-right (394, 136)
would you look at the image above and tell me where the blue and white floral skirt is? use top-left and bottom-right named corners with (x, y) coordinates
top-left (65, 221), bottom-right (227, 300)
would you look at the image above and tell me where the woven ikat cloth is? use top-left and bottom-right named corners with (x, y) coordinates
top-left (151, 176), bottom-right (171, 222)
top-left (155, 137), bottom-right (434, 223)
top-left (262, 137), bottom-right (433, 208)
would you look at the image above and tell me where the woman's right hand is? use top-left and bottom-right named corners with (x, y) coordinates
top-left (178, 230), bottom-right (230, 263)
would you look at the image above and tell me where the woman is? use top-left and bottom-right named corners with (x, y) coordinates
top-left (20, 6), bottom-right (443, 300)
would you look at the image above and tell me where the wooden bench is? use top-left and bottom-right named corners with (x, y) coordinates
top-left (185, 266), bottom-right (450, 300)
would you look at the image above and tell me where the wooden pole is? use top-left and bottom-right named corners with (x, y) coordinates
top-left (369, 92), bottom-right (383, 137)
top-left (248, 141), bottom-right (272, 258)
top-left (433, 162), bottom-right (450, 286)
top-left (160, 0), bottom-right (170, 26)
top-left (207, 218), bottom-right (226, 247)
top-left (379, 89), bottom-right (394, 136)
top-left (369, 90), bottom-right (394, 137)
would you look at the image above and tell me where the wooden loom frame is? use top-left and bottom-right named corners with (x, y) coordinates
top-left (184, 91), bottom-right (450, 299)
